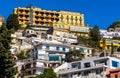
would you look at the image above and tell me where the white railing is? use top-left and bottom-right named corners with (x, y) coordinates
top-left (96, 63), bottom-right (106, 66)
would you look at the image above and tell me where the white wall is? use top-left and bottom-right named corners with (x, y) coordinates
top-left (42, 45), bottom-right (69, 52)
top-left (54, 62), bottom-right (71, 73)
top-left (37, 50), bottom-right (46, 60)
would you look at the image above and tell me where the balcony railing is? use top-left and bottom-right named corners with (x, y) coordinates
top-left (96, 63), bottom-right (106, 66)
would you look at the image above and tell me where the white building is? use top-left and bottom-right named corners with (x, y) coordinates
top-left (100, 29), bottom-right (120, 38)
top-left (22, 28), bottom-right (78, 44)
top-left (27, 41), bottom-right (70, 66)
top-left (55, 56), bottom-right (120, 78)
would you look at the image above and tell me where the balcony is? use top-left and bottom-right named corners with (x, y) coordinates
top-left (53, 15), bottom-right (57, 18)
top-left (68, 34), bottom-right (77, 39)
top-left (25, 12), bottom-right (30, 15)
top-left (43, 14), bottom-right (47, 17)
top-left (57, 68), bottom-right (78, 74)
top-left (95, 63), bottom-right (106, 66)
top-left (48, 15), bottom-right (52, 17)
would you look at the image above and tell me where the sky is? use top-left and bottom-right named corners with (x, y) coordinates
top-left (0, 0), bottom-right (120, 29)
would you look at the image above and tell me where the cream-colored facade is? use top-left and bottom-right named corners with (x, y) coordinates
top-left (14, 5), bottom-right (89, 37)
top-left (0, 16), bottom-right (4, 26)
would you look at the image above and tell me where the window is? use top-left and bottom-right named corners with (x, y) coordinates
top-left (61, 15), bottom-right (63, 22)
top-left (87, 50), bottom-right (90, 53)
top-left (49, 37), bottom-right (52, 41)
top-left (56, 47), bottom-right (60, 50)
top-left (49, 56), bottom-right (59, 61)
top-left (78, 72), bottom-right (81, 76)
top-left (66, 15), bottom-right (69, 23)
top-left (96, 69), bottom-right (103, 75)
top-left (64, 39), bottom-right (67, 43)
top-left (84, 71), bottom-right (90, 76)
top-left (80, 48), bottom-right (84, 53)
top-left (75, 16), bottom-right (78, 23)
top-left (61, 15), bottom-right (63, 19)
top-left (71, 16), bottom-right (73, 19)
top-left (27, 30), bottom-right (29, 33)
top-left (80, 17), bottom-right (82, 24)
top-left (62, 47), bottom-right (66, 51)
top-left (46, 45), bottom-right (49, 50)
top-left (84, 62), bottom-right (90, 68)
top-left (38, 54), bottom-right (44, 60)
top-left (62, 25), bottom-right (64, 28)
top-left (106, 40), bottom-right (112, 44)
top-left (112, 61), bottom-right (119, 67)
top-left (72, 62), bottom-right (81, 69)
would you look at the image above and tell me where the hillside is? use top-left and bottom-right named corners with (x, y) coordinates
top-left (107, 21), bottom-right (120, 32)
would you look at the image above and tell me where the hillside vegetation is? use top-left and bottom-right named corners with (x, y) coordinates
top-left (107, 20), bottom-right (120, 29)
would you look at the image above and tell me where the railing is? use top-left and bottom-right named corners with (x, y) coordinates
top-left (58, 67), bottom-right (78, 74)
top-left (96, 63), bottom-right (106, 66)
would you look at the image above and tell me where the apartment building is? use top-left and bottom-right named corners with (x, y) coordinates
top-left (27, 40), bottom-right (70, 66)
top-left (14, 5), bottom-right (89, 37)
top-left (14, 5), bottom-right (84, 27)
top-left (15, 58), bottom-right (44, 77)
top-left (99, 38), bottom-right (120, 52)
top-left (54, 56), bottom-right (120, 78)
top-left (0, 16), bottom-right (4, 26)
top-left (100, 29), bottom-right (120, 38)
top-left (22, 27), bottom-right (78, 43)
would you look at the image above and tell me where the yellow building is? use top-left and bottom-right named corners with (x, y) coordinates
top-left (99, 39), bottom-right (120, 52)
top-left (14, 5), bottom-right (89, 37)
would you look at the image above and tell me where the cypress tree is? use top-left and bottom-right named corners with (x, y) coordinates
top-left (0, 23), bottom-right (17, 78)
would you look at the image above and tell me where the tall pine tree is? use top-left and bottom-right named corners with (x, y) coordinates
top-left (0, 23), bottom-right (17, 78)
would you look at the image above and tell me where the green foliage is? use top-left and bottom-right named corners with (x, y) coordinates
top-left (0, 23), bottom-right (11, 50)
top-left (65, 50), bottom-right (84, 62)
top-left (78, 36), bottom-right (89, 45)
top-left (0, 23), bottom-right (17, 78)
top-left (89, 25), bottom-right (100, 48)
top-left (77, 25), bottom-right (100, 48)
top-left (33, 68), bottom-right (57, 78)
top-left (112, 37), bottom-right (120, 40)
top-left (89, 25), bottom-right (100, 42)
top-left (107, 20), bottom-right (120, 29)
top-left (6, 14), bottom-right (20, 32)
top-left (17, 50), bottom-right (27, 60)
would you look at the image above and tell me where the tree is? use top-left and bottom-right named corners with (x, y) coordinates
top-left (112, 37), bottom-right (120, 40)
top-left (33, 68), bottom-right (57, 78)
top-left (17, 50), bottom-right (27, 60)
top-left (6, 14), bottom-right (20, 32)
top-left (0, 23), bottom-right (17, 78)
top-left (78, 36), bottom-right (89, 45)
top-left (65, 50), bottom-right (84, 62)
top-left (89, 25), bottom-right (100, 42)
top-left (89, 25), bottom-right (100, 48)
